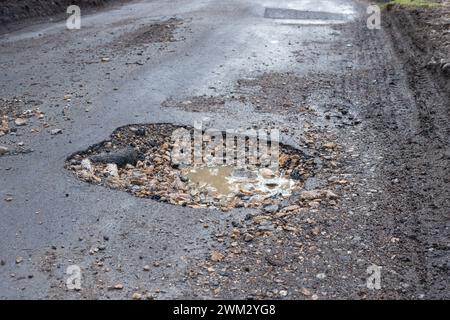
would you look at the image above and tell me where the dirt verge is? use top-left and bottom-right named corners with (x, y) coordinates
top-left (383, 2), bottom-right (450, 93)
top-left (381, 1), bottom-right (450, 298)
top-left (107, 18), bottom-right (185, 52)
top-left (0, 0), bottom-right (129, 29)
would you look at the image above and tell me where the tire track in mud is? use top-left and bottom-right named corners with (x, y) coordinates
top-left (348, 16), bottom-right (429, 298)
top-left (334, 10), bottom-right (449, 298)
top-left (383, 9), bottom-right (450, 299)
top-left (321, 17), bottom-right (430, 298)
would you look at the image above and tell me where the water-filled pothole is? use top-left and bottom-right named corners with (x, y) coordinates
top-left (186, 165), bottom-right (296, 197)
top-left (66, 124), bottom-right (316, 210)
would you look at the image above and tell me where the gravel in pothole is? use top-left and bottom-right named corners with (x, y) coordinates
top-left (0, 97), bottom-right (47, 138)
top-left (108, 18), bottom-right (185, 51)
top-left (65, 124), bottom-right (317, 210)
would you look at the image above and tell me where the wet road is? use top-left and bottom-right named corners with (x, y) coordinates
top-left (1, 0), bottom-right (448, 299)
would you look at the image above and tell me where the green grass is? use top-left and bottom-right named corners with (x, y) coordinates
top-left (380, 0), bottom-right (441, 10)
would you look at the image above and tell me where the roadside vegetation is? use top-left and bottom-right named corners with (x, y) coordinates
top-left (380, 0), bottom-right (443, 10)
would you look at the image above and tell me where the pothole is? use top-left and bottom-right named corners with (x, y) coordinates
top-left (186, 165), bottom-right (296, 198)
top-left (65, 124), bottom-right (317, 210)
top-left (129, 18), bottom-right (182, 44)
top-left (107, 18), bottom-right (184, 51)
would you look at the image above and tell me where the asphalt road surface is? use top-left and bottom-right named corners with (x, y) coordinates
top-left (0, 0), bottom-right (448, 299)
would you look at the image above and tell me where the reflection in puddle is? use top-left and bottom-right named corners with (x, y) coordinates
top-left (187, 166), bottom-right (234, 195)
top-left (186, 165), bottom-right (296, 199)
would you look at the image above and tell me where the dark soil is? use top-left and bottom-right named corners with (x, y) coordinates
top-left (381, 2), bottom-right (450, 298)
top-left (383, 2), bottom-right (450, 93)
top-left (0, 0), bottom-right (124, 25)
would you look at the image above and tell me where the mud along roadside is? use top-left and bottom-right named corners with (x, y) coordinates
top-left (381, 2), bottom-right (450, 298)
top-left (0, 0), bottom-right (133, 34)
top-left (383, 1), bottom-right (450, 92)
